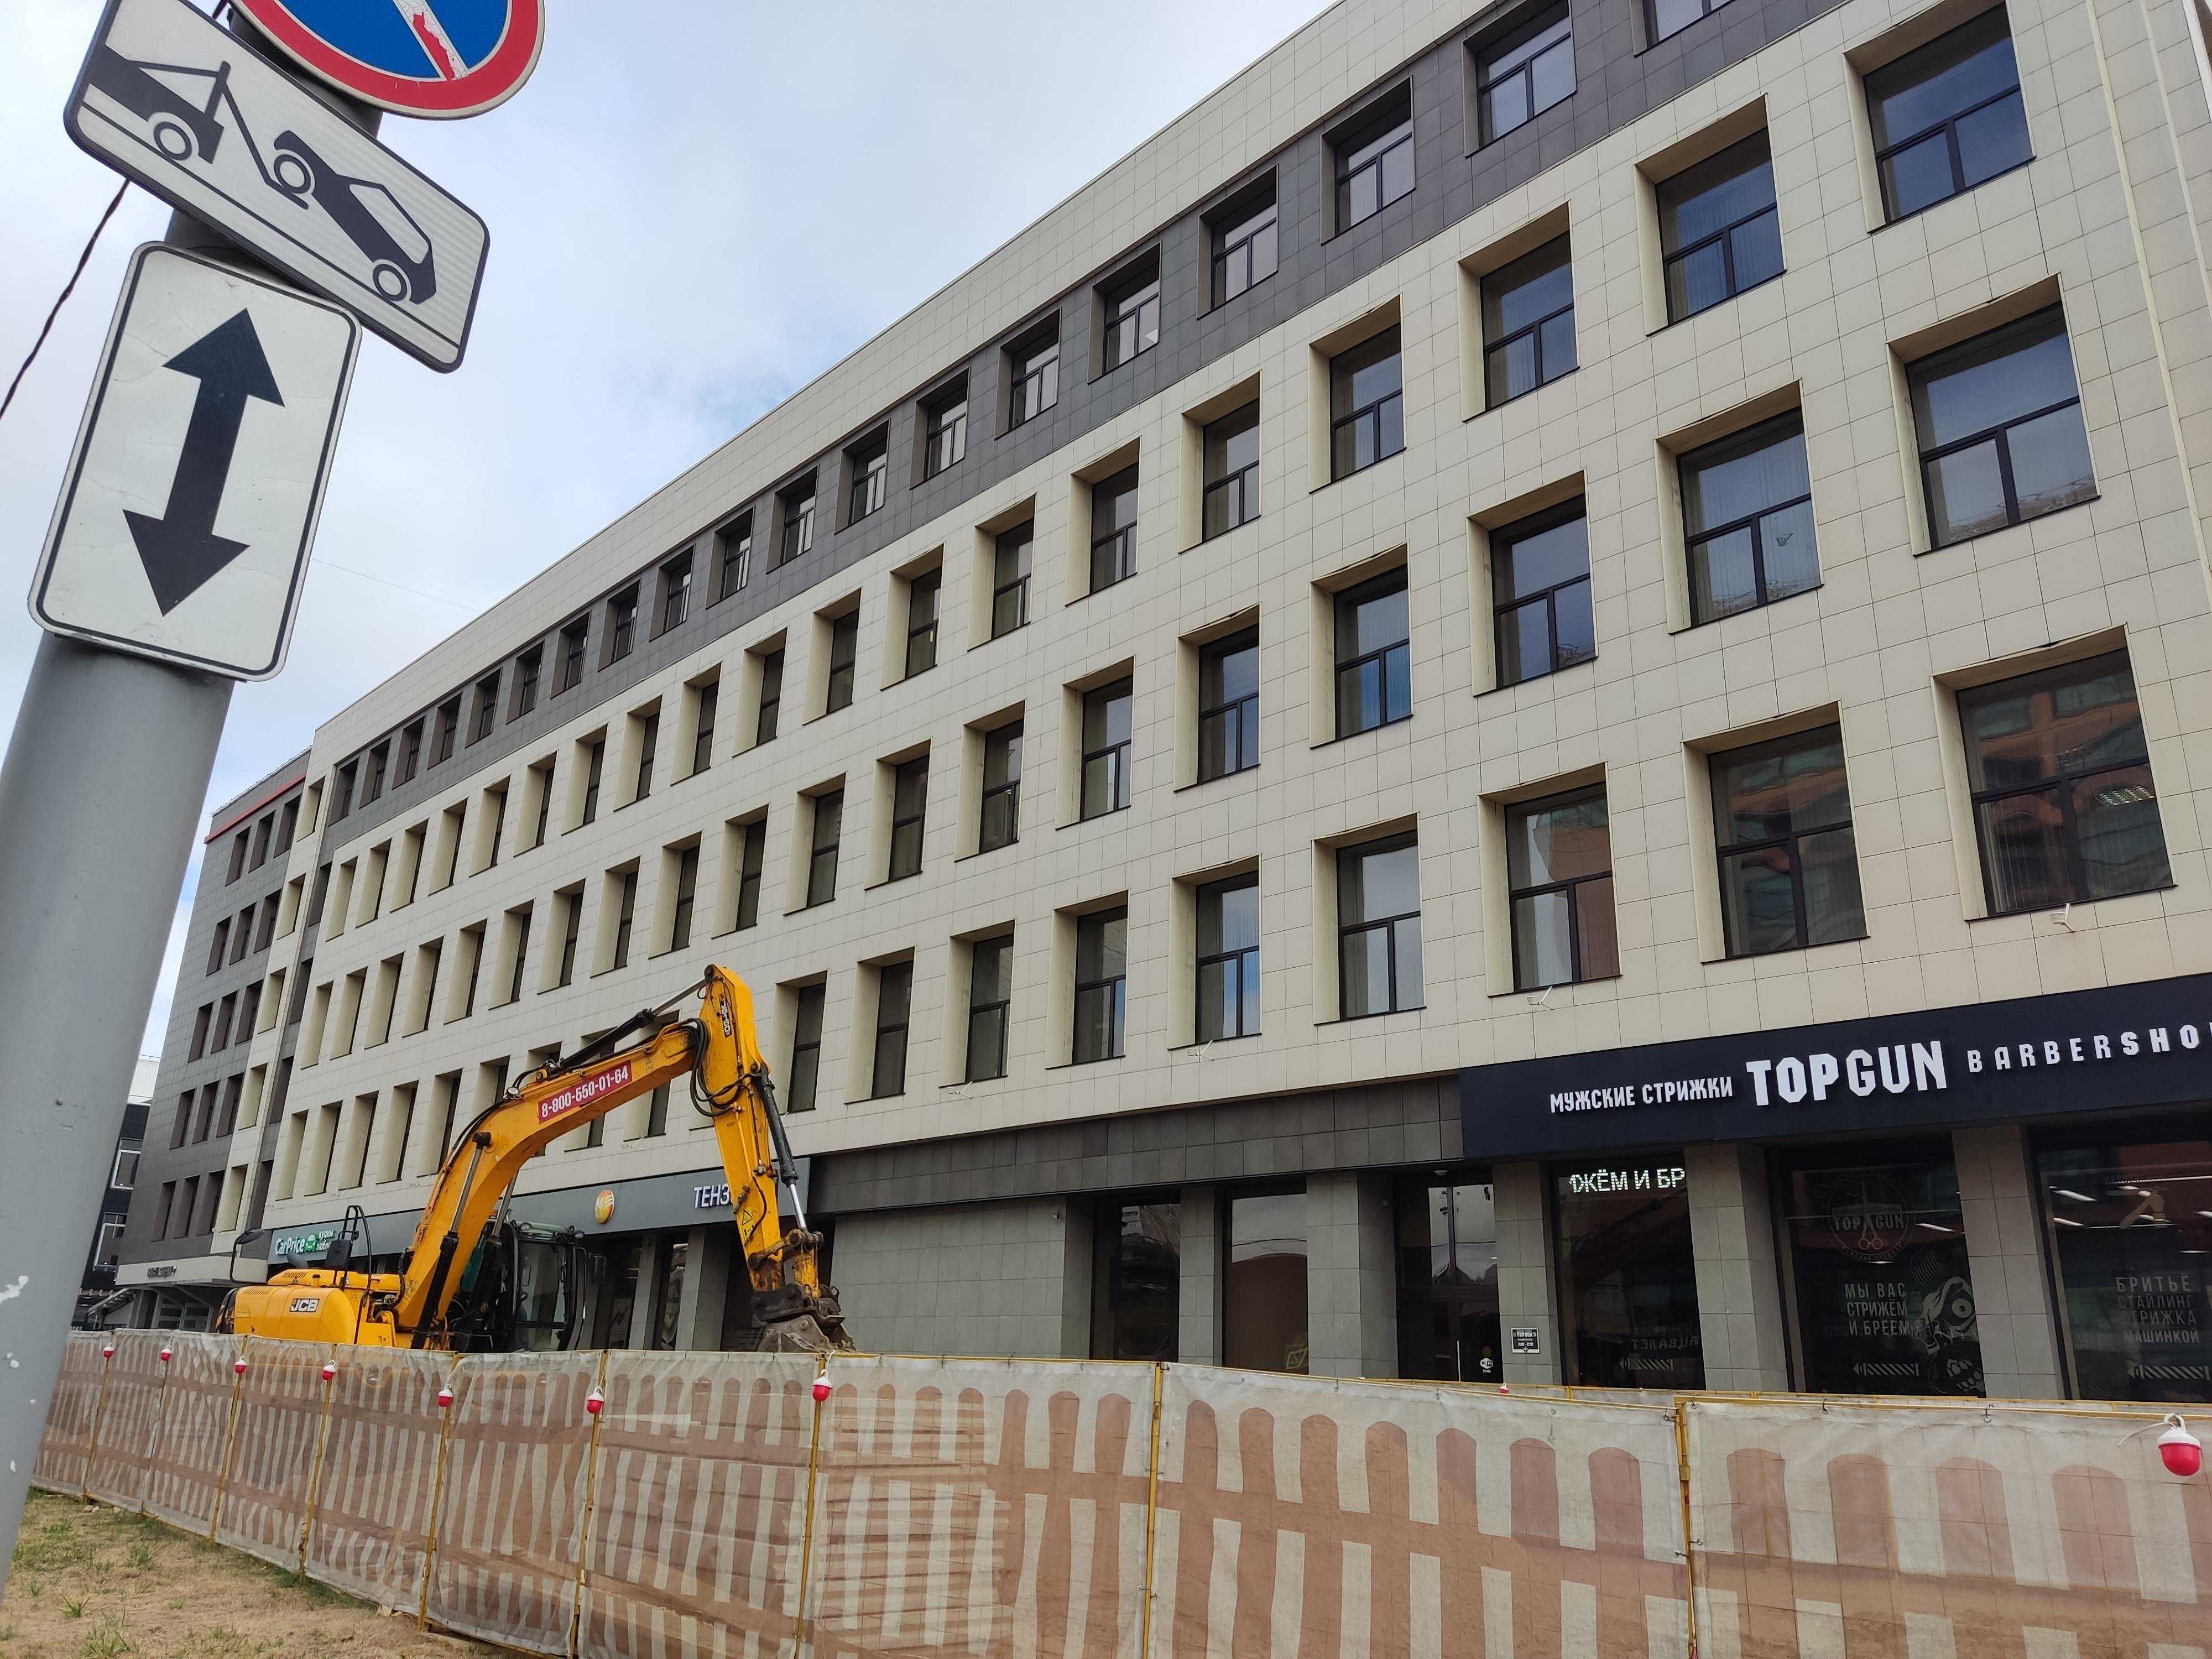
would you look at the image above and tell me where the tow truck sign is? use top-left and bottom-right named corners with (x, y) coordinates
top-left (66, 0), bottom-right (488, 370)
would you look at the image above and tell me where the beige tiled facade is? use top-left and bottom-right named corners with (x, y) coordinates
top-left (126, 0), bottom-right (2212, 1396)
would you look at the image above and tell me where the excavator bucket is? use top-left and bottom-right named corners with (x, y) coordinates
top-left (757, 1311), bottom-right (858, 1354)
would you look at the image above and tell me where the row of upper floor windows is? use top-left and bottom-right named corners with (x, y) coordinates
top-left (312, 0), bottom-right (2037, 830)
top-left (218, 786), bottom-right (301, 885)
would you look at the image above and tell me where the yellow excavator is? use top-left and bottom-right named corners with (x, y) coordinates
top-left (221, 966), bottom-right (852, 1354)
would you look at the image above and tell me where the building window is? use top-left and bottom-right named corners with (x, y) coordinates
top-left (331, 760), bottom-right (357, 821)
top-left (1682, 413), bottom-right (1819, 624)
top-left (1198, 629), bottom-right (1259, 782)
top-left (207, 921), bottom-right (230, 975)
top-left (1483, 236), bottom-right (1576, 406)
top-left (395, 721), bottom-right (422, 786)
top-left (507, 648), bottom-right (540, 721)
top-left (1493, 499), bottom-right (1594, 686)
top-left (1334, 568), bottom-right (1411, 738)
top-left (805, 789), bottom-right (843, 907)
top-left (113, 1147), bottom-right (139, 1190)
top-left (1660, 134), bottom-right (1782, 322)
top-left (659, 553), bottom-right (693, 634)
top-left (2036, 1125), bottom-right (2212, 1403)
top-left (786, 985), bottom-right (825, 1112)
top-left (904, 568), bottom-right (940, 680)
top-left (714, 516), bottom-right (753, 600)
top-left (755, 648), bottom-right (784, 745)
top-left (1554, 1154), bottom-right (1703, 1387)
top-left (992, 522), bottom-right (1033, 637)
top-left (1202, 403), bottom-right (1260, 539)
top-left (980, 721), bottom-right (1022, 853)
top-left (361, 742), bottom-right (388, 805)
top-left (1329, 327), bottom-right (1404, 479)
top-left (669, 844), bottom-right (698, 952)
top-left (1088, 466), bottom-right (1139, 593)
top-left (1073, 907), bottom-right (1128, 1063)
top-left (847, 435), bottom-right (888, 525)
top-left (1339, 833), bottom-right (1422, 1016)
top-left (966, 935), bottom-right (1013, 1081)
top-left (1710, 723), bottom-right (1865, 956)
top-left (1910, 307), bottom-right (2093, 547)
top-left (1396, 1173), bottom-right (1500, 1381)
top-left (691, 679), bottom-right (718, 775)
top-left (1869, 10), bottom-right (2031, 223)
top-left (580, 737), bottom-right (604, 826)
top-left (870, 961), bottom-right (911, 1098)
top-left (1334, 91), bottom-right (1414, 230)
top-left (922, 380), bottom-right (968, 479)
top-left (431, 698), bottom-right (460, 765)
top-left (1092, 1199), bottom-right (1180, 1360)
top-left (824, 612), bottom-right (858, 713)
top-left (1196, 874), bottom-right (1260, 1041)
top-left (1959, 651), bottom-right (2168, 914)
top-left (463, 676), bottom-right (495, 744)
top-left (1211, 184), bottom-right (1278, 306)
top-left (1224, 1187), bottom-right (1308, 1373)
top-left (632, 712), bottom-right (658, 802)
top-left (888, 757), bottom-right (928, 881)
top-left (1006, 325), bottom-right (1060, 429)
top-left (506, 907), bottom-right (533, 1004)
top-left (1506, 786), bottom-right (1617, 990)
top-left (778, 477), bottom-right (817, 567)
top-left (732, 820), bottom-right (765, 931)
top-left (1099, 258), bottom-right (1161, 372)
top-left (606, 586), bottom-right (639, 664)
top-left (226, 831), bottom-right (248, 883)
top-left (556, 890), bottom-right (581, 987)
top-left (610, 870), bottom-right (637, 970)
top-left (556, 620), bottom-right (588, 694)
top-left (275, 797), bottom-right (298, 853)
top-left (1650, 0), bottom-right (1736, 44)
top-left (1475, 7), bottom-right (1573, 144)
top-left (1081, 679), bottom-right (1133, 819)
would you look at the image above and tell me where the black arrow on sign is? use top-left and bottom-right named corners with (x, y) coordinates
top-left (124, 309), bottom-right (284, 615)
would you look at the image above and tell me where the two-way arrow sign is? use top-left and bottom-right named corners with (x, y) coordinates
top-left (30, 243), bottom-right (357, 679)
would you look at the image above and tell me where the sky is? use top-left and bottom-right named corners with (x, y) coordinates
top-left (0, 0), bottom-right (1332, 1058)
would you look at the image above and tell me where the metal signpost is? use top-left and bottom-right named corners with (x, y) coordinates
top-left (0, 0), bottom-right (539, 1595)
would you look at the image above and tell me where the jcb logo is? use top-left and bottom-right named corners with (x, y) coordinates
top-left (288, 1297), bottom-right (321, 1314)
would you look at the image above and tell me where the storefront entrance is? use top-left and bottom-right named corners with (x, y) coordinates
top-left (1777, 1139), bottom-right (1982, 1395)
top-left (1552, 1155), bottom-right (1704, 1389)
top-left (1395, 1172), bottom-right (1501, 1383)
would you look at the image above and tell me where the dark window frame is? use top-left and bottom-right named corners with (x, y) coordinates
top-left (992, 521), bottom-right (1034, 638)
top-left (1081, 677), bottom-right (1134, 820)
top-left (1088, 465), bottom-right (1140, 593)
top-left (979, 721), bottom-right (1023, 853)
top-left (1679, 411), bottom-right (1819, 625)
top-left (1006, 324), bottom-right (1061, 431)
top-left (786, 984), bottom-right (826, 1112)
top-left (556, 621), bottom-right (588, 695)
top-left (754, 648), bottom-right (785, 746)
top-left (1491, 498), bottom-right (1594, 688)
top-left (1648, 0), bottom-right (1738, 45)
top-left (1202, 402), bottom-right (1261, 539)
top-left (904, 568), bottom-right (941, 680)
top-left (846, 434), bottom-right (889, 525)
top-left (888, 757), bottom-right (928, 881)
top-left (1867, 8), bottom-right (2033, 225)
top-left (869, 960), bottom-right (912, 1099)
top-left (1329, 326), bottom-right (1405, 481)
top-left (714, 517), bottom-right (754, 601)
top-left (1196, 873), bottom-right (1261, 1041)
top-left (1209, 182), bottom-right (1280, 307)
top-left (1337, 832), bottom-right (1424, 1018)
top-left (510, 646), bottom-right (542, 720)
top-left (658, 552), bottom-right (694, 635)
top-left (468, 675), bottom-right (499, 744)
top-left (1481, 235), bottom-right (1577, 408)
top-left (1099, 257), bottom-right (1162, 373)
top-left (778, 478), bottom-right (817, 568)
top-left (1506, 785), bottom-right (1617, 990)
top-left (823, 611), bottom-right (859, 713)
top-left (922, 380), bottom-right (969, 479)
top-left (1198, 628), bottom-right (1261, 783)
top-left (805, 788), bottom-right (843, 909)
top-left (606, 586), bottom-right (640, 665)
top-left (1473, 5), bottom-right (1574, 147)
top-left (1709, 723), bottom-right (1866, 958)
top-left (1333, 89), bottom-right (1416, 232)
top-left (1909, 306), bottom-right (2093, 548)
top-left (669, 844), bottom-right (699, 953)
top-left (1073, 907), bottom-right (1130, 1064)
top-left (431, 699), bottom-right (460, 766)
top-left (732, 818), bottom-right (766, 932)
top-left (965, 933), bottom-right (1014, 1082)
top-left (1658, 133), bottom-right (1782, 324)
top-left (1334, 567), bottom-right (1413, 739)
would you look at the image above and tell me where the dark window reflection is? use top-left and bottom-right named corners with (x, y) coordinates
top-left (1093, 1198), bottom-right (1181, 1360)
top-left (2039, 1131), bottom-right (2211, 1403)
top-left (1779, 1141), bottom-right (1983, 1395)
top-left (1224, 1186), bottom-right (1308, 1373)
top-left (1554, 1156), bottom-right (1704, 1387)
top-left (1396, 1173), bottom-right (1501, 1382)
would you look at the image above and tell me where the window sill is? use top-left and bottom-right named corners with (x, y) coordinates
top-left (1311, 449), bottom-right (1405, 493)
top-left (1089, 341), bottom-right (1158, 383)
top-left (954, 839), bottom-right (1018, 864)
top-left (1917, 494), bottom-right (2098, 557)
top-left (1046, 1055), bottom-right (1127, 1072)
top-left (1475, 656), bottom-right (1597, 699)
top-left (1174, 765), bottom-right (1259, 794)
top-left (1311, 712), bottom-right (1413, 751)
top-left (1314, 1006), bottom-right (1426, 1026)
top-left (1488, 972), bottom-right (1622, 1000)
top-left (1467, 365), bottom-right (1578, 422)
top-left (1061, 805), bottom-right (1133, 830)
top-left (1965, 882), bottom-right (2177, 924)
top-left (1066, 574), bottom-right (1135, 608)
top-left (1168, 1031), bottom-right (1262, 1052)
top-left (1666, 582), bottom-right (1824, 637)
top-left (1650, 270), bottom-right (1785, 336)
top-left (1699, 932), bottom-right (1870, 967)
top-left (863, 872), bottom-right (924, 893)
top-left (942, 1076), bottom-right (1004, 1089)
top-left (1188, 514), bottom-right (1262, 555)
top-left (968, 622), bottom-right (1030, 653)
top-left (1870, 158), bottom-right (2035, 234)
top-left (1324, 190), bottom-right (1416, 246)
top-left (785, 900), bottom-right (837, 917)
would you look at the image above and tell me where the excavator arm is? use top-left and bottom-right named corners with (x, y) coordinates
top-left (233, 966), bottom-right (849, 1353)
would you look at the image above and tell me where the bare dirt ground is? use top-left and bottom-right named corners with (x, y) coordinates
top-left (1, 1491), bottom-right (507, 1659)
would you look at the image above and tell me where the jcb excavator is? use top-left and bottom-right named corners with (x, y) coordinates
top-left (221, 967), bottom-right (852, 1354)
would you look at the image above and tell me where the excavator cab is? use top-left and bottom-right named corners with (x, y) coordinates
top-left (442, 1220), bottom-right (602, 1353)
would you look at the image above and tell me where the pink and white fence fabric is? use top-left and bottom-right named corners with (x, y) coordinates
top-left (33, 1331), bottom-right (2212, 1657)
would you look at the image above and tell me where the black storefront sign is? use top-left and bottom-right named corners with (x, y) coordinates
top-left (1461, 973), bottom-right (2212, 1160)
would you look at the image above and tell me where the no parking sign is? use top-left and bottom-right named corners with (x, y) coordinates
top-left (229, 0), bottom-right (544, 119)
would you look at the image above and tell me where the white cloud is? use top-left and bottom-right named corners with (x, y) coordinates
top-left (0, 0), bottom-right (1331, 1063)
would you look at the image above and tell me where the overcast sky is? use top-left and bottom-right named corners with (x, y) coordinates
top-left (0, 0), bottom-right (1331, 1058)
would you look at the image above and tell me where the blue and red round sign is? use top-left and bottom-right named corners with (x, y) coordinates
top-left (230, 0), bottom-right (544, 119)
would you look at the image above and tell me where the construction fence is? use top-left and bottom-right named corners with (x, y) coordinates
top-left (30, 1328), bottom-right (2212, 1658)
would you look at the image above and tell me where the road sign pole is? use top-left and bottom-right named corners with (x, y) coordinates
top-left (0, 635), bottom-right (230, 1594)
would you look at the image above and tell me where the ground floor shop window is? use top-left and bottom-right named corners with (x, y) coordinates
top-left (1395, 1171), bottom-right (1500, 1382)
top-left (2038, 1125), bottom-right (2211, 1402)
top-left (1224, 1185), bottom-right (1307, 1373)
top-left (650, 1235), bottom-right (688, 1350)
top-left (1553, 1156), bottom-right (1703, 1388)
top-left (1777, 1140), bottom-right (1981, 1395)
top-left (1093, 1197), bottom-right (1181, 1361)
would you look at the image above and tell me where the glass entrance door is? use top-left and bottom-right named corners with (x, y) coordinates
top-left (1396, 1174), bottom-right (1501, 1381)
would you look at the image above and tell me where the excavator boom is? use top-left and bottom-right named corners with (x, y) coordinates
top-left (226, 966), bottom-right (850, 1353)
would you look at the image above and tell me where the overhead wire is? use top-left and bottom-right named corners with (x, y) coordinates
top-left (0, 181), bottom-right (129, 430)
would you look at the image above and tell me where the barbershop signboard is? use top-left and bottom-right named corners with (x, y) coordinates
top-left (1462, 973), bottom-right (2212, 1159)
